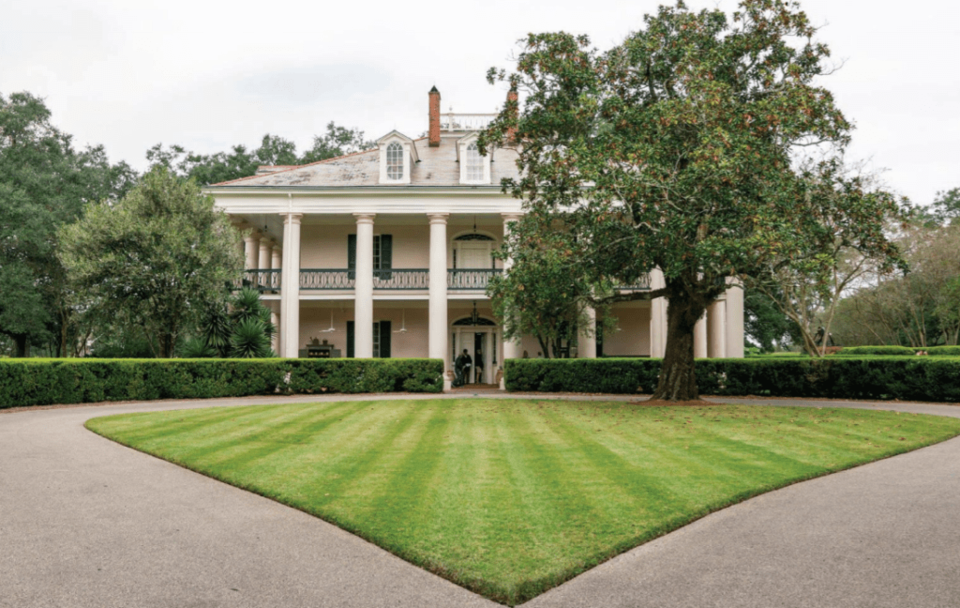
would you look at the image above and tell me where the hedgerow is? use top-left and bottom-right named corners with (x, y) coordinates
top-left (0, 358), bottom-right (443, 409)
top-left (505, 357), bottom-right (960, 402)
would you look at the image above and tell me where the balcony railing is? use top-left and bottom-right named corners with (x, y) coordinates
top-left (242, 269), bottom-right (282, 292)
top-left (373, 268), bottom-right (430, 289)
top-left (241, 268), bottom-right (649, 293)
top-left (448, 268), bottom-right (502, 290)
top-left (301, 269), bottom-right (356, 290)
top-left (440, 113), bottom-right (497, 132)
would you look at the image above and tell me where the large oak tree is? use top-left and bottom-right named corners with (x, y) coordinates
top-left (480, 0), bottom-right (903, 400)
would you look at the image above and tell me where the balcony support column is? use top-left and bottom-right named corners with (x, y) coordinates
top-left (724, 278), bottom-right (745, 358)
top-left (578, 306), bottom-right (597, 359)
top-left (428, 213), bottom-right (450, 389)
top-left (649, 268), bottom-right (667, 358)
top-left (258, 239), bottom-right (272, 287)
top-left (694, 314), bottom-right (708, 359)
top-left (279, 214), bottom-right (302, 358)
top-left (243, 231), bottom-right (259, 271)
top-left (708, 300), bottom-right (727, 358)
top-left (271, 245), bottom-right (282, 291)
top-left (354, 213), bottom-right (376, 359)
top-left (500, 213), bottom-right (523, 387)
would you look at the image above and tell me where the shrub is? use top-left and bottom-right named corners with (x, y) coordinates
top-left (838, 346), bottom-right (916, 356)
top-left (925, 346), bottom-right (960, 357)
top-left (504, 357), bottom-right (960, 402)
top-left (0, 358), bottom-right (443, 409)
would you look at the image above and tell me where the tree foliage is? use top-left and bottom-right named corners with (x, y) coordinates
top-left (59, 168), bottom-right (244, 358)
top-left (0, 91), bottom-right (135, 357)
top-left (480, 0), bottom-right (903, 399)
top-left (147, 121), bottom-right (373, 185)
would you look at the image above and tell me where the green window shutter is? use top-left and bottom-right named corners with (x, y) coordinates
top-left (379, 321), bottom-right (391, 358)
top-left (380, 235), bottom-right (392, 270)
top-left (347, 234), bottom-right (357, 280)
top-left (596, 319), bottom-right (603, 358)
top-left (347, 321), bottom-right (355, 358)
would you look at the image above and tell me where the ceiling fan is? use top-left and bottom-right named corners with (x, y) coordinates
top-left (393, 309), bottom-right (408, 333)
top-left (318, 310), bottom-right (336, 333)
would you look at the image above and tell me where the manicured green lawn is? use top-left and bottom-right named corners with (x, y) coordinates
top-left (87, 399), bottom-right (960, 605)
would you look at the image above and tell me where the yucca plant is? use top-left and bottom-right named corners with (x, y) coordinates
top-left (231, 317), bottom-right (273, 358)
top-left (179, 337), bottom-right (218, 358)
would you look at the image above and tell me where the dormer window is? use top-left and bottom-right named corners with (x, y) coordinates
top-left (458, 134), bottom-right (491, 185)
top-left (376, 131), bottom-right (418, 185)
top-left (466, 144), bottom-right (484, 181)
top-left (386, 143), bottom-right (404, 180)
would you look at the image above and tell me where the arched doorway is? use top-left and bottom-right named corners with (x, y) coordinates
top-left (452, 316), bottom-right (498, 385)
top-left (453, 233), bottom-right (495, 270)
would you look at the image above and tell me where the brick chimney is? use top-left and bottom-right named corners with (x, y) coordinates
top-left (506, 86), bottom-right (518, 146)
top-left (428, 86), bottom-right (441, 147)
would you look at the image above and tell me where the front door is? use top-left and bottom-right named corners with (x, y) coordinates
top-left (454, 328), bottom-right (497, 384)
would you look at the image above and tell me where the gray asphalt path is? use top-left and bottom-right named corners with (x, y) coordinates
top-left (1, 394), bottom-right (958, 608)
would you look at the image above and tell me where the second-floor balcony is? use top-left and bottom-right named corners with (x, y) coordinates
top-left (242, 268), bottom-right (650, 294)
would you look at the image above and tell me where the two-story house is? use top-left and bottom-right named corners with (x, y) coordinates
top-left (205, 87), bottom-right (744, 388)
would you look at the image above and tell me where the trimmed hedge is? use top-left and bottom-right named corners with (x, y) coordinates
top-left (505, 357), bottom-right (960, 402)
top-left (925, 346), bottom-right (960, 356)
top-left (0, 358), bottom-right (443, 409)
top-left (838, 346), bottom-right (916, 356)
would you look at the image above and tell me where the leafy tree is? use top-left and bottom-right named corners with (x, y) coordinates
top-left (489, 215), bottom-right (614, 357)
top-left (743, 289), bottom-right (799, 352)
top-left (59, 168), bottom-right (244, 358)
top-left (931, 187), bottom-right (960, 226)
top-left (147, 122), bottom-right (373, 186)
top-left (0, 92), bottom-right (135, 357)
top-left (480, 0), bottom-right (903, 399)
top-left (298, 121), bottom-right (374, 164)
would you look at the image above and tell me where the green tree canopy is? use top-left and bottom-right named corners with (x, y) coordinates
top-left (59, 168), bottom-right (243, 358)
top-left (147, 121), bottom-right (373, 185)
top-left (0, 91), bottom-right (135, 357)
top-left (480, 0), bottom-right (904, 399)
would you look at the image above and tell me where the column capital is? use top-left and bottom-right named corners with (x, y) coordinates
top-left (281, 213), bottom-right (303, 225)
top-left (271, 243), bottom-right (282, 253)
top-left (501, 212), bottom-right (523, 223)
top-left (427, 212), bottom-right (449, 224)
top-left (353, 213), bottom-right (376, 224)
top-left (242, 232), bottom-right (259, 243)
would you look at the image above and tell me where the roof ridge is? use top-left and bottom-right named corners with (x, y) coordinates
top-left (209, 146), bottom-right (380, 186)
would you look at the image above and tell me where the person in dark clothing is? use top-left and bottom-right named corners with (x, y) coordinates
top-left (454, 348), bottom-right (472, 387)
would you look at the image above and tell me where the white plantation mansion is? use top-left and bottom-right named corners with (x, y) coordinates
top-left (206, 87), bottom-right (744, 387)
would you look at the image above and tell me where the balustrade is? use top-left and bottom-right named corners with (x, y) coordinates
top-left (373, 269), bottom-right (430, 289)
top-left (448, 268), bottom-right (502, 290)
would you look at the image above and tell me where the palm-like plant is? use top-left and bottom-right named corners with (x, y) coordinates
top-left (231, 317), bottom-right (273, 358)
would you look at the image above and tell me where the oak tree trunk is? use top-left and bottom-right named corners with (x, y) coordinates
top-left (651, 296), bottom-right (705, 401)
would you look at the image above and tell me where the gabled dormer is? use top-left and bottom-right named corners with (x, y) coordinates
top-left (377, 131), bottom-right (419, 185)
top-left (456, 132), bottom-right (491, 185)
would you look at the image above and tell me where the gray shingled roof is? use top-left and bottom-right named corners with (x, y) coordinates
top-left (211, 134), bottom-right (521, 188)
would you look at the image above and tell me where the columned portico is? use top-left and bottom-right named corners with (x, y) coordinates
top-left (428, 213), bottom-right (450, 386)
top-left (279, 214), bottom-right (302, 358)
top-left (354, 213), bottom-right (376, 358)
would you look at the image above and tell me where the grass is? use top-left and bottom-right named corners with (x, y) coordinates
top-left (87, 399), bottom-right (960, 605)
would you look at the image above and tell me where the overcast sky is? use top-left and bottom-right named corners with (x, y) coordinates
top-left (2, 0), bottom-right (957, 204)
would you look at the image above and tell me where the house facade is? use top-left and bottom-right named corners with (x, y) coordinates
top-left (205, 87), bottom-right (744, 388)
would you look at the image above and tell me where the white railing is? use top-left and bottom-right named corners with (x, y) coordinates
top-left (440, 113), bottom-right (497, 132)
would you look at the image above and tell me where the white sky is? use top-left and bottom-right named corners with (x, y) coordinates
top-left (2, 0), bottom-right (957, 204)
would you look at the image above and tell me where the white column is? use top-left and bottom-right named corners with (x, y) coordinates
top-left (279, 214), bottom-right (302, 358)
top-left (243, 231), bottom-right (259, 270)
top-left (270, 245), bottom-right (282, 292)
top-left (501, 213), bottom-right (523, 368)
top-left (708, 300), bottom-right (727, 358)
top-left (258, 239), bottom-right (272, 287)
top-left (725, 278), bottom-right (745, 358)
top-left (649, 268), bottom-right (667, 358)
top-left (578, 306), bottom-right (597, 359)
top-left (354, 213), bottom-right (376, 359)
top-left (270, 308), bottom-right (280, 355)
top-left (428, 213), bottom-right (450, 388)
top-left (694, 314), bottom-right (707, 358)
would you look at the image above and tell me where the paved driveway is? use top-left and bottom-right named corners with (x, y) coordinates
top-left (1, 394), bottom-right (958, 608)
